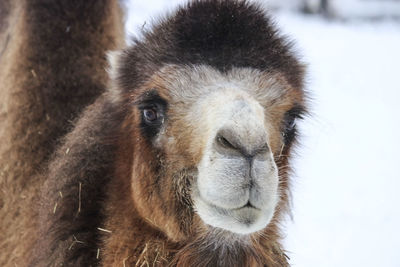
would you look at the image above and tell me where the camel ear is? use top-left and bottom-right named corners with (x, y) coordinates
top-left (106, 50), bottom-right (123, 81)
top-left (106, 50), bottom-right (124, 103)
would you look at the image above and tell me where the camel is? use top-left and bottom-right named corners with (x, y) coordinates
top-left (0, 0), bottom-right (307, 266)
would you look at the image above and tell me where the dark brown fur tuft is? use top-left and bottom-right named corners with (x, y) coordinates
top-left (117, 0), bottom-right (304, 94)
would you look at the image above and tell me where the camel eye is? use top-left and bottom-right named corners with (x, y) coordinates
top-left (282, 115), bottom-right (297, 144)
top-left (282, 106), bottom-right (305, 144)
top-left (143, 108), bottom-right (158, 122)
top-left (285, 116), bottom-right (296, 131)
top-left (136, 89), bottom-right (167, 138)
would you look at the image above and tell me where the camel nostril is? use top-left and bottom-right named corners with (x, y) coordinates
top-left (256, 143), bottom-right (270, 154)
top-left (216, 134), bottom-right (237, 150)
top-left (215, 129), bottom-right (270, 158)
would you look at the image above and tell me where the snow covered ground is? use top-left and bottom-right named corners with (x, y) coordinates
top-left (125, 1), bottom-right (400, 266)
top-left (276, 13), bottom-right (400, 267)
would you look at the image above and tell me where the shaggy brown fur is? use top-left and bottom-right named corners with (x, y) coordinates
top-left (0, 0), bottom-right (124, 266)
top-left (2, 0), bottom-right (306, 266)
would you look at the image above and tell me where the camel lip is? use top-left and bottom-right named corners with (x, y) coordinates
top-left (203, 198), bottom-right (261, 212)
top-left (194, 194), bottom-right (273, 234)
top-left (232, 201), bottom-right (260, 211)
top-left (193, 183), bottom-right (264, 212)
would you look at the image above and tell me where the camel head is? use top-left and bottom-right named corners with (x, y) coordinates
top-left (107, 0), bottom-right (306, 245)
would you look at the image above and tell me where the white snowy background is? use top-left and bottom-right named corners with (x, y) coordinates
top-left (124, 1), bottom-right (400, 266)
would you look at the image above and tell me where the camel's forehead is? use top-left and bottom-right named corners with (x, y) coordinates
top-left (148, 64), bottom-right (301, 109)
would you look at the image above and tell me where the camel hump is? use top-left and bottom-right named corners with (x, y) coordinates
top-left (0, 1), bottom-right (125, 266)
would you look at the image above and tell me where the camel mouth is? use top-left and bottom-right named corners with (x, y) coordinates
top-left (192, 192), bottom-right (275, 235)
top-left (234, 201), bottom-right (260, 211)
top-left (201, 196), bottom-right (261, 213)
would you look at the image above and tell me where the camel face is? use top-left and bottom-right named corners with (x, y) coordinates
top-left (124, 64), bottom-right (303, 237)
